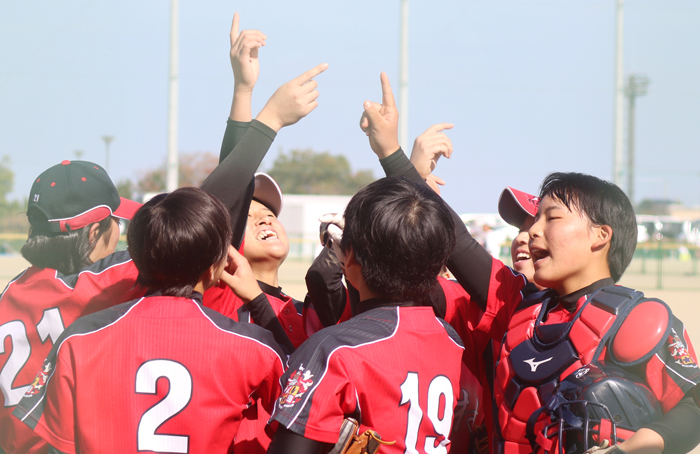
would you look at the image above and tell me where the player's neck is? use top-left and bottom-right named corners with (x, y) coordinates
top-left (251, 266), bottom-right (279, 288)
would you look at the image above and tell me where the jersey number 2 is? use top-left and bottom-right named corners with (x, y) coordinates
top-left (136, 359), bottom-right (193, 453)
top-left (400, 372), bottom-right (454, 454)
top-left (0, 308), bottom-right (65, 407)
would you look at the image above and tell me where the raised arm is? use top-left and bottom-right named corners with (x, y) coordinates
top-left (360, 73), bottom-right (493, 310)
top-left (202, 56), bottom-right (328, 248)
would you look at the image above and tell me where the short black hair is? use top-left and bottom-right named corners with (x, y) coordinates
top-left (539, 172), bottom-right (637, 282)
top-left (127, 187), bottom-right (232, 297)
top-left (340, 177), bottom-right (455, 301)
top-left (21, 214), bottom-right (113, 275)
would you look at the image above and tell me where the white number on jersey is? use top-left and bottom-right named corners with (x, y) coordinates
top-left (136, 359), bottom-right (193, 454)
top-left (400, 372), bottom-right (455, 454)
top-left (0, 308), bottom-right (66, 407)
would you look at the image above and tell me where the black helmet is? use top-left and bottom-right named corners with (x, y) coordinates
top-left (527, 364), bottom-right (662, 454)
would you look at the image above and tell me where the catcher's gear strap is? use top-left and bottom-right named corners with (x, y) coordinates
top-left (609, 299), bottom-right (672, 366)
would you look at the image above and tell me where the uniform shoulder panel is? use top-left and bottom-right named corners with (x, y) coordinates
top-left (55, 250), bottom-right (134, 288)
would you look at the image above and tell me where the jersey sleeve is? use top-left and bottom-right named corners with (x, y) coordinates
top-left (13, 343), bottom-right (78, 454)
top-left (644, 316), bottom-right (700, 412)
top-left (271, 349), bottom-right (357, 444)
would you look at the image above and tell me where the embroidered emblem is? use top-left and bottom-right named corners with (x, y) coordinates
top-left (33, 194), bottom-right (40, 202)
top-left (25, 362), bottom-right (52, 396)
top-left (278, 364), bottom-right (314, 408)
top-left (667, 329), bottom-right (698, 368)
top-left (524, 357), bottom-right (553, 372)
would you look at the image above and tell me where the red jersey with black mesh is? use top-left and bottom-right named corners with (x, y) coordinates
top-left (271, 304), bottom-right (464, 453)
top-left (13, 294), bottom-right (287, 454)
top-left (0, 251), bottom-right (143, 454)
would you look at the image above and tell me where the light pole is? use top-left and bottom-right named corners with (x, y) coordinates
top-left (613, 0), bottom-right (625, 188)
top-left (399, 0), bottom-right (409, 152)
top-left (101, 136), bottom-right (114, 173)
top-left (625, 74), bottom-right (649, 205)
top-left (166, 0), bottom-right (179, 191)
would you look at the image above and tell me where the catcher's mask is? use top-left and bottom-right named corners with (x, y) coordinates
top-left (526, 364), bottom-right (661, 454)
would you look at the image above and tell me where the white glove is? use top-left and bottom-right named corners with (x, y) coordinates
top-left (318, 213), bottom-right (346, 265)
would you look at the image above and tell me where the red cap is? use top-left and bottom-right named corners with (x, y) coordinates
top-left (498, 187), bottom-right (539, 228)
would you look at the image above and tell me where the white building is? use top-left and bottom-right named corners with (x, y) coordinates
top-left (278, 194), bottom-right (353, 259)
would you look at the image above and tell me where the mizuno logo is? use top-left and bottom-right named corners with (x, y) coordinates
top-left (524, 357), bottom-right (553, 372)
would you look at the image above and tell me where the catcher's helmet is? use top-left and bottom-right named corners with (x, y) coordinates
top-left (528, 364), bottom-right (662, 454)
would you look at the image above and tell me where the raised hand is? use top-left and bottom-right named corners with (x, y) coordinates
top-left (425, 174), bottom-right (446, 195)
top-left (409, 123), bottom-right (454, 178)
top-left (230, 12), bottom-right (266, 92)
top-left (359, 72), bottom-right (400, 159)
top-left (256, 62), bottom-right (329, 132)
top-left (219, 245), bottom-right (263, 303)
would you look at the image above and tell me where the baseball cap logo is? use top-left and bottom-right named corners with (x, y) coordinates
top-left (33, 194), bottom-right (39, 202)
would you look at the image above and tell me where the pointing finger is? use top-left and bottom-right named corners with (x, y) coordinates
top-left (425, 123), bottom-right (454, 135)
top-left (379, 72), bottom-right (396, 108)
top-left (230, 12), bottom-right (240, 47)
top-left (295, 63), bottom-right (329, 85)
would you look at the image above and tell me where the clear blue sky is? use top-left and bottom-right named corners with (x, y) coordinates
top-left (1, 1), bottom-right (698, 213)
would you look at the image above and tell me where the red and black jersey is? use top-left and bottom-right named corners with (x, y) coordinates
top-left (271, 304), bottom-right (464, 453)
top-left (204, 282), bottom-right (305, 349)
top-left (0, 251), bottom-right (143, 454)
top-left (13, 294), bottom-right (287, 454)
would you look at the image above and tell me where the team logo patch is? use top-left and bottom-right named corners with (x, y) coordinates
top-left (25, 362), bottom-right (52, 396)
top-left (667, 329), bottom-right (698, 368)
top-left (278, 364), bottom-right (314, 408)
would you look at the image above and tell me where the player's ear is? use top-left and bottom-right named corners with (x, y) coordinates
top-left (343, 247), bottom-right (363, 288)
top-left (591, 224), bottom-right (613, 251)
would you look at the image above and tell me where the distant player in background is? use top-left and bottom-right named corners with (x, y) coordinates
top-left (13, 187), bottom-right (287, 454)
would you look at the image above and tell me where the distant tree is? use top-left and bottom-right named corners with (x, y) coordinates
top-left (0, 156), bottom-right (28, 234)
top-left (135, 151), bottom-right (219, 193)
top-left (0, 155), bottom-right (14, 205)
top-left (116, 179), bottom-right (135, 201)
top-left (267, 149), bottom-right (375, 195)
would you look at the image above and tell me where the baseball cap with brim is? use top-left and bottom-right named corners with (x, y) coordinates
top-left (27, 160), bottom-right (142, 234)
top-left (498, 186), bottom-right (540, 228)
top-left (253, 172), bottom-right (283, 217)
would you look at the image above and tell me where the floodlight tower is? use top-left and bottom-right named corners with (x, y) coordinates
top-left (625, 74), bottom-right (649, 205)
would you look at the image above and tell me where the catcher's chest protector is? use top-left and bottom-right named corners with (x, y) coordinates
top-left (493, 286), bottom-right (667, 454)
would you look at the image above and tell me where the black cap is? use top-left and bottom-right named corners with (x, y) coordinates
top-left (27, 160), bottom-right (141, 233)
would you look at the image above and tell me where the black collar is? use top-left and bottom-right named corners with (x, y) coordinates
top-left (356, 297), bottom-right (414, 315)
top-left (555, 277), bottom-right (615, 313)
top-left (144, 289), bottom-right (204, 303)
top-left (257, 280), bottom-right (283, 299)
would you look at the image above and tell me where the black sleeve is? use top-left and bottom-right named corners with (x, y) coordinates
top-left (246, 293), bottom-right (295, 356)
top-left (378, 149), bottom-right (493, 311)
top-left (219, 119), bottom-right (251, 163)
top-left (304, 247), bottom-right (348, 327)
top-left (644, 395), bottom-right (700, 454)
top-left (267, 426), bottom-right (328, 454)
top-left (200, 119), bottom-right (276, 249)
